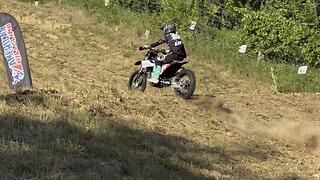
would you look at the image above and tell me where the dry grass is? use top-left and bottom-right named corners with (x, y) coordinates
top-left (1, 0), bottom-right (320, 179)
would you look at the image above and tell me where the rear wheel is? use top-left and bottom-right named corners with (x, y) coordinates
top-left (174, 69), bottom-right (196, 99)
top-left (128, 70), bottom-right (147, 92)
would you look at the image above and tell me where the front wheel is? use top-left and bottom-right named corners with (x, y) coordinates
top-left (174, 69), bottom-right (196, 99)
top-left (128, 70), bottom-right (147, 92)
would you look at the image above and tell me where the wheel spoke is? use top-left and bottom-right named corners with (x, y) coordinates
top-left (129, 70), bottom-right (147, 92)
top-left (174, 69), bottom-right (196, 99)
top-left (178, 76), bottom-right (190, 94)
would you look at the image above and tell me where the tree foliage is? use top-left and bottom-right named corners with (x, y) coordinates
top-left (18, 0), bottom-right (320, 65)
top-left (240, 0), bottom-right (320, 64)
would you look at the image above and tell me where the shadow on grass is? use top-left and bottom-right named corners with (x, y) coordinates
top-left (0, 91), bottom-right (288, 179)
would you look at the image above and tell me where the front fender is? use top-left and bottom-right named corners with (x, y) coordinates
top-left (134, 60), bottom-right (141, 65)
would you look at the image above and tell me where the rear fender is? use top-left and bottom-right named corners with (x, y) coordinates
top-left (160, 64), bottom-right (171, 74)
top-left (160, 63), bottom-right (184, 78)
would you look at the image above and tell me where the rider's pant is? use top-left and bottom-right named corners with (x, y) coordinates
top-left (161, 53), bottom-right (184, 64)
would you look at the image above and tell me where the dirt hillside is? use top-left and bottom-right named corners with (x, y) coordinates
top-left (1, 0), bottom-right (320, 179)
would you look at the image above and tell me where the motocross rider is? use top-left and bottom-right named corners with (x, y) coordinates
top-left (142, 23), bottom-right (187, 83)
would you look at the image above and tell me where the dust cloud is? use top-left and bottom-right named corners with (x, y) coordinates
top-left (235, 120), bottom-right (320, 153)
top-left (256, 121), bottom-right (320, 152)
top-left (195, 95), bottom-right (320, 152)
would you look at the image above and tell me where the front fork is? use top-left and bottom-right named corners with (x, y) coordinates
top-left (142, 67), bottom-right (153, 79)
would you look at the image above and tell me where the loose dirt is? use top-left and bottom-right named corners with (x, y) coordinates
top-left (1, 0), bottom-right (320, 179)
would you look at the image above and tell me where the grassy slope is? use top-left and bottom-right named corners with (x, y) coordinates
top-left (1, 0), bottom-right (320, 179)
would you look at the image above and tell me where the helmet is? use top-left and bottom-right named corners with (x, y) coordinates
top-left (161, 23), bottom-right (176, 36)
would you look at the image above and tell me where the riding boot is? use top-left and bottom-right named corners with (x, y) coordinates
top-left (148, 65), bottom-right (161, 83)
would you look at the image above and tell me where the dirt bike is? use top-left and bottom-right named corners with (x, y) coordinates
top-left (128, 46), bottom-right (196, 99)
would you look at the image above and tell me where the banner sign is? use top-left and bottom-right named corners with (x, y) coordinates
top-left (0, 13), bottom-right (32, 88)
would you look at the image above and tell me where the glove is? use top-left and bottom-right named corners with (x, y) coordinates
top-left (139, 45), bottom-right (150, 51)
top-left (159, 49), bottom-right (166, 54)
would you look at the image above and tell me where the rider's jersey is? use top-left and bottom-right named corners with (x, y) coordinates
top-left (150, 33), bottom-right (187, 59)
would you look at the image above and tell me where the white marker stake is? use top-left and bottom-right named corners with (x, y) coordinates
top-left (239, 45), bottom-right (247, 53)
top-left (145, 30), bottom-right (150, 38)
top-left (105, 0), bottom-right (109, 6)
top-left (189, 21), bottom-right (197, 30)
top-left (298, 66), bottom-right (308, 74)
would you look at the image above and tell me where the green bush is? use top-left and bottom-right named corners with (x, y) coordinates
top-left (17, 0), bottom-right (320, 93)
top-left (239, 0), bottom-right (320, 65)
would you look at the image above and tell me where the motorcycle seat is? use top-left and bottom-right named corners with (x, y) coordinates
top-left (171, 60), bottom-right (188, 65)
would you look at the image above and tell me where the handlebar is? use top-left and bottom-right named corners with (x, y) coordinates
top-left (139, 46), bottom-right (147, 51)
top-left (139, 46), bottom-right (167, 54)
